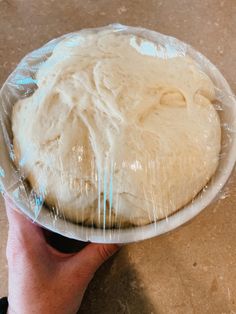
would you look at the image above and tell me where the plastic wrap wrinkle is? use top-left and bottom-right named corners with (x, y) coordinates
top-left (0, 24), bottom-right (235, 243)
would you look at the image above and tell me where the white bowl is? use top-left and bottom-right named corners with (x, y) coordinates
top-left (0, 24), bottom-right (236, 243)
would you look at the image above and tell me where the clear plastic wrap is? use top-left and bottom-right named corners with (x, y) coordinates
top-left (0, 24), bottom-right (236, 243)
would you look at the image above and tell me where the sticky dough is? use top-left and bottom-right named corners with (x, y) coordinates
top-left (12, 32), bottom-right (221, 227)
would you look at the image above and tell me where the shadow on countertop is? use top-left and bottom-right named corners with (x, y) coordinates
top-left (78, 248), bottom-right (156, 314)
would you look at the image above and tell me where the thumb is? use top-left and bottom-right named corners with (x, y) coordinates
top-left (5, 199), bottom-right (44, 243)
top-left (5, 199), bottom-right (48, 264)
top-left (69, 243), bottom-right (120, 286)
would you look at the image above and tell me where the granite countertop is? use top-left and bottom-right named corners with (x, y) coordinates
top-left (0, 1), bottom-right (236, 313)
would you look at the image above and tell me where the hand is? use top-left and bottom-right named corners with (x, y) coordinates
top-left (5, 200), bottom-right (119, 314)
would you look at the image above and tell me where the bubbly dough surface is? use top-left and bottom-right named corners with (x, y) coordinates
top-left (12, 31), bottom-right (221, 227)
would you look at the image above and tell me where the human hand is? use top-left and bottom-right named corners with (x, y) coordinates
top-left (5, 199), bottom-right (119, 314)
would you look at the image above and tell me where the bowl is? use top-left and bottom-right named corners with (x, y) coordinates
top-left (0, 24), bottom-right (236, 243)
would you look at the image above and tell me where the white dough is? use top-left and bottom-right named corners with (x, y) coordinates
top-left (12, 32), bottom-right (221, 227)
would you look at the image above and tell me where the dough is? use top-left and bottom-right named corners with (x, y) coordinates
top-left (12, 31), bottom-right (221, 227)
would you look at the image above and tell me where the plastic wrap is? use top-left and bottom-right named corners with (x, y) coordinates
top-left (0, 24), bottom-right (236, 243)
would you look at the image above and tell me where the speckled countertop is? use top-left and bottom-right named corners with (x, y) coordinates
top-left (0, 1), bottom-right (236, 313)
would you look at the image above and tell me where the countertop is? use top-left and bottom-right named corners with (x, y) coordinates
top-left (0, 0), bottom-right (236, 313)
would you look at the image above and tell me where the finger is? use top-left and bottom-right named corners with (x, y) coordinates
top-left (69, 243), bottom-right (119, 283)
top-left (5, 200), bottom-right (45, 245)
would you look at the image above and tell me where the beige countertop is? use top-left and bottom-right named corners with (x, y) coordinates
top-left (0, 1), bottom-right (236, 313)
